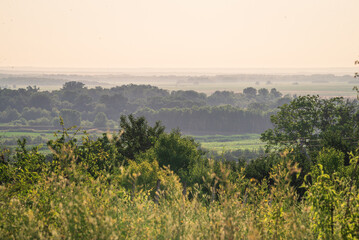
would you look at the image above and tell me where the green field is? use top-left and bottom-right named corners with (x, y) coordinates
top-left (0, 130), bottom-right (58, 141)
top-left (192, 133), bottom-right (265, 152)
top-left (0, 131), bottom-right (53, 138)
top-left (0, 129), bottom-right (88, 153)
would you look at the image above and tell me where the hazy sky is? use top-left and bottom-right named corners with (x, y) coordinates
top-left (1, 0), bottom-right (358, 68)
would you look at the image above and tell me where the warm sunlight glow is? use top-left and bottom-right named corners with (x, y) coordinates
top-left (1, 0), bottom-right (358, 68)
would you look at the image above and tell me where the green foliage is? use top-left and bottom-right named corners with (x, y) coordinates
top-left (2, 139), bottom-right (47, 196)
top-left (154, 130), bottom-right (202, 180)
top-left (261, 95), bottom-right (359, 190)
top-left (29, 93), bottom-right (52, 111)
top-left (121, 159), bottom-right (160, 192)
top-left (116, 114), bottom-right (165, 161)
top-left (28, 117), bottom-right (52, 126)
top-left (61, 81), bottom-right (85, 90)
top-left (245, 153), bottom-right (281, 182)
top-left (59, 109), bottom-right (81, 128)
top-left (93, 112), bottom-right (108, 128)
top-left (317, 147), bottom-right (345, 176)
top-left (21, 107), bottom-right (51, 121)
top-left (301, 150), bottom-right (359, 239)
top-left (0, 107), bottom-right (20, 123)
top-left (258, 88), bottom-right (269, 97)
top-left (0, 146), bottom-right (11, 184)
top-left (1, 113), bottom-right (359, 239)
top-left (138, 105), bottom-right (273, 135)
top-left (261, 95), bottom-right (322, 144)
top-left (270, 88), bottom-right (282, 98)
top-left (0, 82), bottom-right (287, 135)
top-left (243, 87), bottom-right (257, 98)
top-left (76, 133), bottom-right (117, 178)
top-left (261, 95), bottom-right (358, 146)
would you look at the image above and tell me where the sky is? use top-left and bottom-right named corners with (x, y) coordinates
top-left (0, 0), bottom-right (359, 69)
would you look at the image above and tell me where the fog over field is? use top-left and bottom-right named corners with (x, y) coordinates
top-left (0, 67), bottom-right (357, 98)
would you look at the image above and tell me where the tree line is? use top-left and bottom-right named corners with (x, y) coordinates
top-left (0, 81), bottom-right (290, 134)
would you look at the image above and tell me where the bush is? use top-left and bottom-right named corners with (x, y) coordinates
top-left (21, 107), bottom-right (51, 121)
top-left (0, 107), bottom-right (20, 123)
top-left (59, 109), bottom-right (81, 128)
top-left (93, 112), bottom-right (108, 128)
top-left (28, 117), bottom-right (52, 126)
top-left (316, 147), bottom-right (345, 175)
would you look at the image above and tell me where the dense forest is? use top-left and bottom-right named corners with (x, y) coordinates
top-left (0, 94), bottom-right (359, 238)
top-left (0, 81), bottom-right (290, 134)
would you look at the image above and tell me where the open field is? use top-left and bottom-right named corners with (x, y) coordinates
top-left (0, 131), bottom-right (53, 138)
top-left (160, 80), bottom-right (357, 98)
top-left (192, 133), bottom-right (264, 152)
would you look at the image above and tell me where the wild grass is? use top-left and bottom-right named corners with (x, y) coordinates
top-left (0, 152), bottom-right (358, 239)
top-left (1, 124), bottom-right (359, 239)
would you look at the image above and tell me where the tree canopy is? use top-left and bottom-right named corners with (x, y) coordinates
top-left (115, 114), bottom-right (165, 161)
top-left (261, 95), bottom-right (359, 165)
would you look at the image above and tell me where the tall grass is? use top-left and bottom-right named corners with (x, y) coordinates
top-left (0, 146), bottom-right (358, 239)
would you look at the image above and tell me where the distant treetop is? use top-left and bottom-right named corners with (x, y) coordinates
top-left (62, 81), bottom-right (85, 90)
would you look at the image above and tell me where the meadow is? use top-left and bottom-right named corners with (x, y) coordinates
top-left (161, 80), bottom-right (357, 98)
top-left (192, 134), bottom-right (264, 152)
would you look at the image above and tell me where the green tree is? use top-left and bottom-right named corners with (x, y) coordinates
top-left (62, 81), bottom-right (85, 91)
top-left (93, 112), bottom-right (108, 128)
top-left (270, 88), bottom-right (282, 98)
top-left (7, 139), bottom-right (47, 195)
top-left (261, 95), bottom-right (359, 164)
top-left (29, 93), bottom-right (52, 110)
top-left (115, 114), bottom-right (165, 161)
top-left (59, 109), bottom-right (81, 128)
top-left (21, 107), bottom-right (51, 120)
top-left (74, 94), bottom-right (93, 112)
top-left (207, 91), bottom-right (235, 106)
top-left (243, 87), bottom-right (257, 98)
top-left (0, 107), bottom-right (20, 123)
top-left (154, 129), bottom-right (202, 178)
top-left (261, 95), bottom-right (321, 145)
top-left (258, 88), bottom-right (269, 97)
